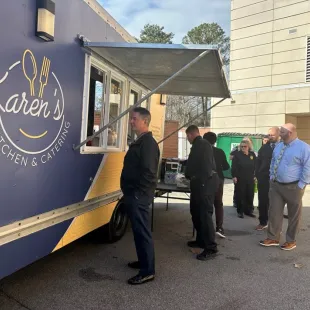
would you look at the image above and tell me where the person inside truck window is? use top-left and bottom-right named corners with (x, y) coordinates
top-left (108, 128), bottom-right (117, 146)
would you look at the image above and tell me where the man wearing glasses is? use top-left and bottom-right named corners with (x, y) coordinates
top-left (260, 123), bottom-right (310, 251)
top-left (255, 127), bottom-right (280, 230)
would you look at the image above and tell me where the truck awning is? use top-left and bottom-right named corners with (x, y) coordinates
top-left (74, 41), bottom-right (231, 150)
top-left (82, 42), bottom-right (230, 98)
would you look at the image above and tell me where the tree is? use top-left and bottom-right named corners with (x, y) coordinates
top-left (138, 24), bottom-right (174, 44)
top-left (182, 23), bottom-right (230, 66)
top-left (165, 96), bottom-right (211, 127)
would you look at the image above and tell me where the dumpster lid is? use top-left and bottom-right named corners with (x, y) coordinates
top-left (218, 132), bottom-right (265, 137)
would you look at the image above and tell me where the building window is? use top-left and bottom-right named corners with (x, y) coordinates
top-left (306, 36), bottom-right (310, 83)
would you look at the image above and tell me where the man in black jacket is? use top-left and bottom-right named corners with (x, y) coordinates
top-left (204, 132), bottom-right (230, 238)
top-left (255, 127), bottom-right (280, 230)
top-left (120, 107), bottom-right (159, 285)
top-left (185, 125), bottom-right (219, 261)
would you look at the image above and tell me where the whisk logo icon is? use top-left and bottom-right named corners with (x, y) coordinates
top-left (0, 49), bottom-right (70, 167)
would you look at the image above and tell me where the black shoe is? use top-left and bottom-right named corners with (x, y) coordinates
top-left (233, 204), bottom-right (237, 208)
top-left (245, 213), bottom-right (256, 218)
top-left (238, 212), bottom-right (244, 218)
top-left (216, 228), bottom-right (226, 238)
top-left (127, 274), bottom-right (155, 285)
top-left (187, 241), bottom-right (204, 248)
top-left (196, 249), bottom-right (218, 261)
top-left (128, 261), bottom-right (140, 269)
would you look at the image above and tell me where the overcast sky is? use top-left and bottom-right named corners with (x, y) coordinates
top-left (98, 0), bottom-right (231, 43)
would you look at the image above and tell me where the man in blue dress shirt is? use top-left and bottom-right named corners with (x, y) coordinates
top-left (260, 123), bottom-right (310, 250)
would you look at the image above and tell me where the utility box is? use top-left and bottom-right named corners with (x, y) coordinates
top-left (216, 132), bottom-right (264, 179)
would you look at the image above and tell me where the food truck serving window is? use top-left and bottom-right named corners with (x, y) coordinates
top-left (81, 54), bottom-right (149, 153)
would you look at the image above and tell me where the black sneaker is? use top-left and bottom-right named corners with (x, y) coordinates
top-left (196, 249), bottom-right (218, 261)
top-left (245, 213), bottom-right (256, 218)
top-left (216, 228), bottom-right (226, 238)
top-left (127, 274), bottom-right (155, 285)
top-left (128, 261), bottom-right (140, 269)
top-left (238, 212), bottom-right (244, 218)
top-left (187, 241), bottom-right (204, 248)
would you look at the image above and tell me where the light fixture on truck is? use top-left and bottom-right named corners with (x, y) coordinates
top-left (35, 0), bottom-right (55, 42)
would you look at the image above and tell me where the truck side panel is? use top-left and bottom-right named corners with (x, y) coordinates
top-left (0, 0), bottom-right (126, 279)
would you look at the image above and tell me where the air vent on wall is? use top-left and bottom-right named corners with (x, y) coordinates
top-left (306, 36), bottom-right (310, 83)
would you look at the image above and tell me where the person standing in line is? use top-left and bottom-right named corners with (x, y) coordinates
top-left (260, 123), bottom-right (310, 250)
top-left (230, 137), bottom-right (254, 208)
top-left (230, 145), bottom-right (239, 209)
top-left (255, 127), bottom-right (280, 230)
top-left (185, 125), bottom-right (219, 261)
top-left (231, 140), bottom-right (256, 218)
top-left (203, 132), bottom-right (230, 238)
top-left (262, 135), bottom-right (270, 145)
top-left (120, 107), bottom-right (159, 285)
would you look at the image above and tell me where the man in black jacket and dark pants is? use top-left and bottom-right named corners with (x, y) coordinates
top-left (204, 132), bottom-right (230, 238)
top-left (255, 127), bottom-right (280, 230)
top-left (121, 107), bottom-right (159, 285)
top-left (185, 125), bottom-right (219, 261)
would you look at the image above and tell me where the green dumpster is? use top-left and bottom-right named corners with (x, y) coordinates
top-left (216, 132), bottom-right (265, 179)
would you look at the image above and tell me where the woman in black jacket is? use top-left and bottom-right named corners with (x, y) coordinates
top-left (231, 140), bottom-right (256, 218)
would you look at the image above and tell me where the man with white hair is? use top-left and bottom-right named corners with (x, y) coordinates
top-left (260, 123), bottom-right (310, 250)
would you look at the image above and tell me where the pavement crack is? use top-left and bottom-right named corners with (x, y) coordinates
top-left (0, 288), bottom-right (32, 310)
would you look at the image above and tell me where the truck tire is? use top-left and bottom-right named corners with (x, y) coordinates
top-left (102, 198), bottom-right (129, 243)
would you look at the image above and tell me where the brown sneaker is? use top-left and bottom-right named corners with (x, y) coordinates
top-left (255, 224), bottom-right (267, 231)
top-left (280, 242), bottom-right (296, 251)
top-left (259, 238), bottom-right (279, 247)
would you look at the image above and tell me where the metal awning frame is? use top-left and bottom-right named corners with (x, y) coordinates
top-left (73, 43), bottom-right (231, 150)
top-left (158, 97), bottom-right (226, 144)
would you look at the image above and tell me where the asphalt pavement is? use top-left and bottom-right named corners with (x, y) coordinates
top-left (1, 181), bottom-right (310, 310)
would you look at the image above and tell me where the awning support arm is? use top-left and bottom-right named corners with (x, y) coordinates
top-left (73, 49), bottom-right (211, 150)
top-left (157, 97), bottom-right (226, 144)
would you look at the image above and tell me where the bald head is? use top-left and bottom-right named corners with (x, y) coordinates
top-left (280, 123), bottom-right (297, 143)
top-left (282, 123), bottom-right (296, 133)
top-left (268, 126), bottom-right (280, 143)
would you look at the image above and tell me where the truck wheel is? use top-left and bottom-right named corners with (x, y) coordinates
top-left (103, 199), bottom-right (129, 243)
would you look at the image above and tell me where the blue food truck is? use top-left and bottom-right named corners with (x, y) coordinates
top-left (0, 0), bottom-right (230, 280)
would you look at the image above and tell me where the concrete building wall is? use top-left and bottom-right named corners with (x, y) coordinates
top-left (212, 0), bottom-right (310, 141)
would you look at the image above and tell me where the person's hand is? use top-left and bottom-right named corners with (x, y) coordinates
top-left (233, 177), bottom-right (237, 184)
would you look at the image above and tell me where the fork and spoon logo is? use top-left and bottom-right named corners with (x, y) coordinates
top-left (22, 49), bottom-right (51, 98)
top-left (0, 48), bottom-right (69, 167)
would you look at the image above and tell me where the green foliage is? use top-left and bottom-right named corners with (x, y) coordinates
top-left (182, 23), bottom-right (230, 65)
top-left (138, 23), bottom-right (174, 44)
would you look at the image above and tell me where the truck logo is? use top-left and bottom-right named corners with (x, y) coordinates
top-left (0, 49), bottom-right (70, 167)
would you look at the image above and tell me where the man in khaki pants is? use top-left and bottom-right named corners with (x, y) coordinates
top-left (260, 123), bottom-right (310, 251)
